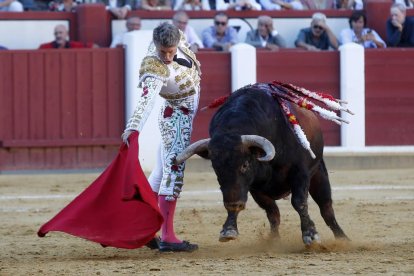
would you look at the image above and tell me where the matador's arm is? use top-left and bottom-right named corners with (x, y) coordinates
top-left (122, 56), bottom-right (169, 144)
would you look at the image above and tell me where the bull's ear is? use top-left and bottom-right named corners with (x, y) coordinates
top-left (196, 150), bottom-right (210, 160)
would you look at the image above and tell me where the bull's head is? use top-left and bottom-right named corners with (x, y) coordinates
top-left (176, 134), bottom-right (275, 241)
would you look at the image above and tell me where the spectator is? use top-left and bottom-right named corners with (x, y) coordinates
top-left (340, 10), bottom-right (386, 48)
top-left (245, 15), bottom-right (287, 50)
top-left (110, 16), bottom-right (141, 48)
top-left (101, 0), bottom-right (133, 19)
top-left (172, 11), bottom-right (203, 52)
top-left (338, 0), bottom-right (364, 10)
top-left (49, 0), bottom-right (77, 11)
top-left (260, 0), bottom-right (303, 10)
top-left (39, 24), bottom-right (96, 49)
top-left (295, 12), bottom-right (339, 51)
top-left (0, 0), bottom-right (24, 11)
top-left (386, 3), bottom-right (414, 47)
top-left (174, 0), bottom-right (210, 10)
top-left (141, 0), bottom-right (172, 10)
top-left (216, 0), bottom-right (261, 11)
top-left (202, 12), bottom-right (238, 51)
top-left (301, 0), bottom-right (335, 9)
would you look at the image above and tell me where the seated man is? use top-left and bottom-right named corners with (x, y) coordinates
top-left (102, 0), bottom-right (133, 19)
top-left (49, 0), bottom-right (77, 12)
top-left (295, 12), bottom-right (339, 51)
top-left (172, 11), bottom-right (203, 53)
top-left (260, 0), bottom-right (303, 10)
top-left (141, 0), bottom-right (172, 10)
top-left (110, 16), bottom-right (141, 48)
top-left (39, 24), bottom-right (96, 49)
top-left (0, 0), bottom-right (24, 11)
top-left (245, 15), bottom-right (287, 50)
top-left (301, 0), bottom-right (335, 9)
top-left (202, 12), bottom-right (238, 52)
top-left (215, 0), bottom-right (261, 10)
top-left (173, 0), bottom-right (210, 10)
top-left (386, 3), bottom-right (414, 47)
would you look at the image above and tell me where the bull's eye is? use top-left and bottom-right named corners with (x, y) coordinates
top-left (240, 161), bottom-right (249, 174)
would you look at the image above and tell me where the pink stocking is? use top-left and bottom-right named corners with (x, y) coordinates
top-left (158, 195), bottom-right (181, 243)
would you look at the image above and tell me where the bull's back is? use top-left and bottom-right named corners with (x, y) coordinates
top-left (210, 89), bottom-right (282, 135)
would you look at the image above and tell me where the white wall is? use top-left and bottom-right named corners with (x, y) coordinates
top-left (0, 20), bottom-right (68, 50)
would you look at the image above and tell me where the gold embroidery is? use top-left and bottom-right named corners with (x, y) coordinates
top-left (160, 89), bottom-right (196, 100)
top-left (172, 62), bottom-right (180, 71)
top-left (139, 57), bottom-right (169, 80)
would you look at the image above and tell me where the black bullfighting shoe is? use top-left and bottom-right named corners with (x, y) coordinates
top-left (145, 236), bottom-right (160, 250)
top-left (159, 240), bottom-right (198, 252)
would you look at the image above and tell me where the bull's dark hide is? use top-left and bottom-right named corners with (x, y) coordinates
top-left (178, 83), bottom-right (349, 246)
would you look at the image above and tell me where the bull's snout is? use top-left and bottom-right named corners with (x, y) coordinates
top-left (224, 201), bottom-right (246, 212)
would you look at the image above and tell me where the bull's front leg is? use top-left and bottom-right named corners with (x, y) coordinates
top-left (219, 202), bottom-right (244, 242)
top-left (290, 169), bottom-right (320, 245)
top-left (250, 191), bottom-right (281, 238)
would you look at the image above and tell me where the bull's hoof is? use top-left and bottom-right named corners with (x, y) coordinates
top-left (219, 229), bottom-right (239, 242)
top-left (302, 231), bottom-right (321, 245)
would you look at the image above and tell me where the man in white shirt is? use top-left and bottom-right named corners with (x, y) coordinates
top-left (215, 0), bottom-right (261, 10)
top-left (110, 16), bottom-right (141, 48)
top-left (172, 11), bottom-right (203, 53)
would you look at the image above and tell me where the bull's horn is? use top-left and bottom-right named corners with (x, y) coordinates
top-left (175, 138), bottom-right (210, 164)
top-left (241, 135), bottom-right (275, 162)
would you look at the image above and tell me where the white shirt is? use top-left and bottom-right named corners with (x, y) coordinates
top-left (173, 0), bottom-right (211, 10)
top-left (216, 0), bottom-right (262, 10)
top-left (340, 28), bottom-right (386, 48)
top-left (183, 25), bottom-right (204, 48)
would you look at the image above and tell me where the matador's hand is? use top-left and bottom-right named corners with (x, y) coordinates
top-left (121, 130), bottom-right (137, 147)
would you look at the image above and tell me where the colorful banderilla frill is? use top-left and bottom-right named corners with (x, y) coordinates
top-left (200, 81), bottom-right (354, 159)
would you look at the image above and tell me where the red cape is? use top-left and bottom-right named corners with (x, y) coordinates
top-left (38, 132), bottom-right (163, 249)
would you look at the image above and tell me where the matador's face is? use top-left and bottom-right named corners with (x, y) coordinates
top-left (156, 44), bottom-right (178, 65)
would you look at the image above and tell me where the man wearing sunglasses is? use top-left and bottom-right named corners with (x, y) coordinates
top-left (295, 12), bottom-right (339, 51)
top-left (202, 12), bottom-right (239, 51)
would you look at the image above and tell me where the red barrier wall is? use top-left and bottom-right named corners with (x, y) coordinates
top-left (365, 49), bottom-right (414, 145)
top-left (193, 51), bottom-right (232, 141)
top-left (257, 50), bottom-right (341, 146)
top-left (0, 49), bottom-right (125, 170)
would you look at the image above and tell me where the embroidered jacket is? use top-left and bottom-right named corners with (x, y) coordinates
top-left (125, 32), bottom-right (201, 133)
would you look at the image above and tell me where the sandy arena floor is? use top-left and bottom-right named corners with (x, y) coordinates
top-left (0, 167), bottom-right (413, 275)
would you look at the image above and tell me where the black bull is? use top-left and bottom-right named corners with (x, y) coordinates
top-left (176, 86), bottom-right (349, 245)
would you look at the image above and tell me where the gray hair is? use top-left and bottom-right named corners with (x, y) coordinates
top-left (258, 15), bottom-right (273, 27)
top-left (391, 3), bottom-right (406, 13)
top-left (312, 12), bottom-right (327, 23)
top-left (153, 22), bottom-right (180, 48)
top-left (173, 11), bottom-right (189, 21)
